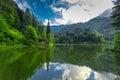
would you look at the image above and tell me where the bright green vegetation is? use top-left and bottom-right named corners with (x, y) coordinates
top-left (0, 0), bottom-right (52, 45)
top-left (46, 21), bottom-right (54, 46)
top-left (112, 0), bottom-right (120, 52)
top-left (0, 45), bottom-right (120, 80)
top-left (54, 17), bottom-right (114, 44)
top-left (0, 46), bottom-right (53, 80)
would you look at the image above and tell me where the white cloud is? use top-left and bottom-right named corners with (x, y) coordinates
top-left (43, 19), bottom-right (48, 26)
top-left (50, 5), bottom-right (65, 13)
top-left (62, 0), bottom-right (80, 4)
top-left (43, 19), bottom-right (58, 26)
top-left (94, 72), bottom-right (117, 80)
top-left (51, 0), bottom-right (114, 25)
top-left (29, 62), bottom-right (117, 80)
top-left (13, 0), bottom-right (30, 11)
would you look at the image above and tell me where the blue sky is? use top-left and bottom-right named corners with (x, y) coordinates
top-left (14, 0), bottom-right (114, 25)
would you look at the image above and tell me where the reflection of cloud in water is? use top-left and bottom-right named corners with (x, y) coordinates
top-left (94, 72), bottom-right (116, 80)
top-left (28, 62), bottom-right (117, 80)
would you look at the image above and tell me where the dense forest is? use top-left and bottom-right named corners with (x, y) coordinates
top-left (54, 16), bottom-right (114, 44)
top-left (54, 27), bottom-right (104, 44)
top-left (0, 0), bottom-right (51, 45)
top-left (112, 0), bottom-right (120, 53)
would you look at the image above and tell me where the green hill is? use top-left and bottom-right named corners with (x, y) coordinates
top-left (54, 16), bottom-right (114, 44)
top-left (0, 0), bottom-right (46, 45)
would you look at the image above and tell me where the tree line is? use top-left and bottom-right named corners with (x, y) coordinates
top-left (54, 27), bottom-right (104, 44)
top-left (0, 0), bottom-right (52, 45)
top-left (112, 0), bottom-right (120, 52)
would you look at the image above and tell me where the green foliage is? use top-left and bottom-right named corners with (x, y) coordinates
top-left (53, 45), bottom-right (116, 72)
top-left (45, 21), bottom-right (53, 45)
top-left (48, 33), bottom-right (54, 46)
top-left (46, 21), bottom-right (51, 37)
top-left (0, 46), bottom-right (53, 80)
top-left (38, 24), bottom-right (47, 39)
top-left (112, 13), bottom-right (120, 30)
top-left (24, 25), bottom-right (38, 45)
top-left (54, 27), bottom-right (104, 44)
top-left (113, 30), bottom-right (120, 51)
top-left (53, 17), bottom-right (114, 41)
top-left (0, 15), bottom-right (24, 45)
top-left (113, 50), bottom-right (120, 75)
top-left (0, 0), bottom-right (50, 45)
top-left (53, 16), bottom-right (114, 44)
top-left (23, 8), bottom-right (33, 26)
top-left (112, 0), bottom-right (120, 52)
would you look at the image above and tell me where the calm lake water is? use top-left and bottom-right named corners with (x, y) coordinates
top-left (0, 45), bottom-right (120, 80)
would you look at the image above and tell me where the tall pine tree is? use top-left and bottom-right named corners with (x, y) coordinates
top-left (46, 20), bottom-right (51, 39)
top-left (112, 0), bottom-right (120, 52)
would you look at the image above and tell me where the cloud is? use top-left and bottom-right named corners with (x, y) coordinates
top-left (13, 0), bottom-right (31, 11)
top-left (29, 62), bottom-right (117, 80)
top-left (50, 5), bottom-right (65, 14)
top-left (62, 0), bottom-right (80, 4)
top-left (43, 19), bottom-right (49, 26)
top-left (44, 19), bottom-right (58, 26)
top-left (51, 0), bottom-right (114, 25)
top-left (99, 9), bottom-right (112, 17)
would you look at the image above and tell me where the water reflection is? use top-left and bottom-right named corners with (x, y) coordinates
top-left (0, 46), bottom-right (53, 80)
top-left (52, 45), bottom-right (116, 73)
top-left (0, 45), bottom-right (120, 80)
top-left (29, 62), bottom-right (116, 80)
top-left (113, 51), bottom-right (120, 76)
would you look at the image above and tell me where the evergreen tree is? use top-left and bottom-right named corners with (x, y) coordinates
top-left (112, 0), bottom-right (120, 29)
top-left (23, 8), bottom-right (32, 26)
top-left (46, 20), bottom-right (51, 39)
top-left (112, 0), bottom-right (120, 52)
top-left (0, 0), bottom-right (51, 45)
top-left (0, 0), bottom-right (3, 11)
top-left (46, 20), bottom-right (51, 37)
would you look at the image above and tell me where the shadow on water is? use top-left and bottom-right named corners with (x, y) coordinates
top-left (0, 46), bottom-right (53, 80)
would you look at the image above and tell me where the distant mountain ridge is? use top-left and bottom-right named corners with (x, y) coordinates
top-left (51, 9), bottom-right (113, 32)
top-left (52, 9), bottom-right (115, 43)
top-left (99, 9), bottom-right (112, 18)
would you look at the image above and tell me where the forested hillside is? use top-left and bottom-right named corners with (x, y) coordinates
top-left (111, 0), bottom-right (120, 52)
top-left (0, 0), bottom-right (46, 45)
top-left (54, 16), bottom-right (114, 44)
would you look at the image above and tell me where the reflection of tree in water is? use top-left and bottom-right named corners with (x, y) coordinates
top-left (54, 45), bottom-right (104, 62)
top-left (0, 46), bottom-right (53, 80)
top-left (53, 45), bottom-right (116, 73)
top-left (113, 52), bottom-right (120, 79)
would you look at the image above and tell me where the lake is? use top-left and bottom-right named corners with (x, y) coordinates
top-left (0, 45), bottom-right (120, 80)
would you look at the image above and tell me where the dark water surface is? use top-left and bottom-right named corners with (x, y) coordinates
top-left (0, 45), bottom-right (120, 80)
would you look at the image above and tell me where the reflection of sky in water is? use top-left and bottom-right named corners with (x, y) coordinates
top-left (28, 62), bottom-right (117, 80)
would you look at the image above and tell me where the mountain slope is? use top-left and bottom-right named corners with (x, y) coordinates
top-left (0, 0), bottom-right (46, 45)
top-left (53, 11), bottom-right (114, 44)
